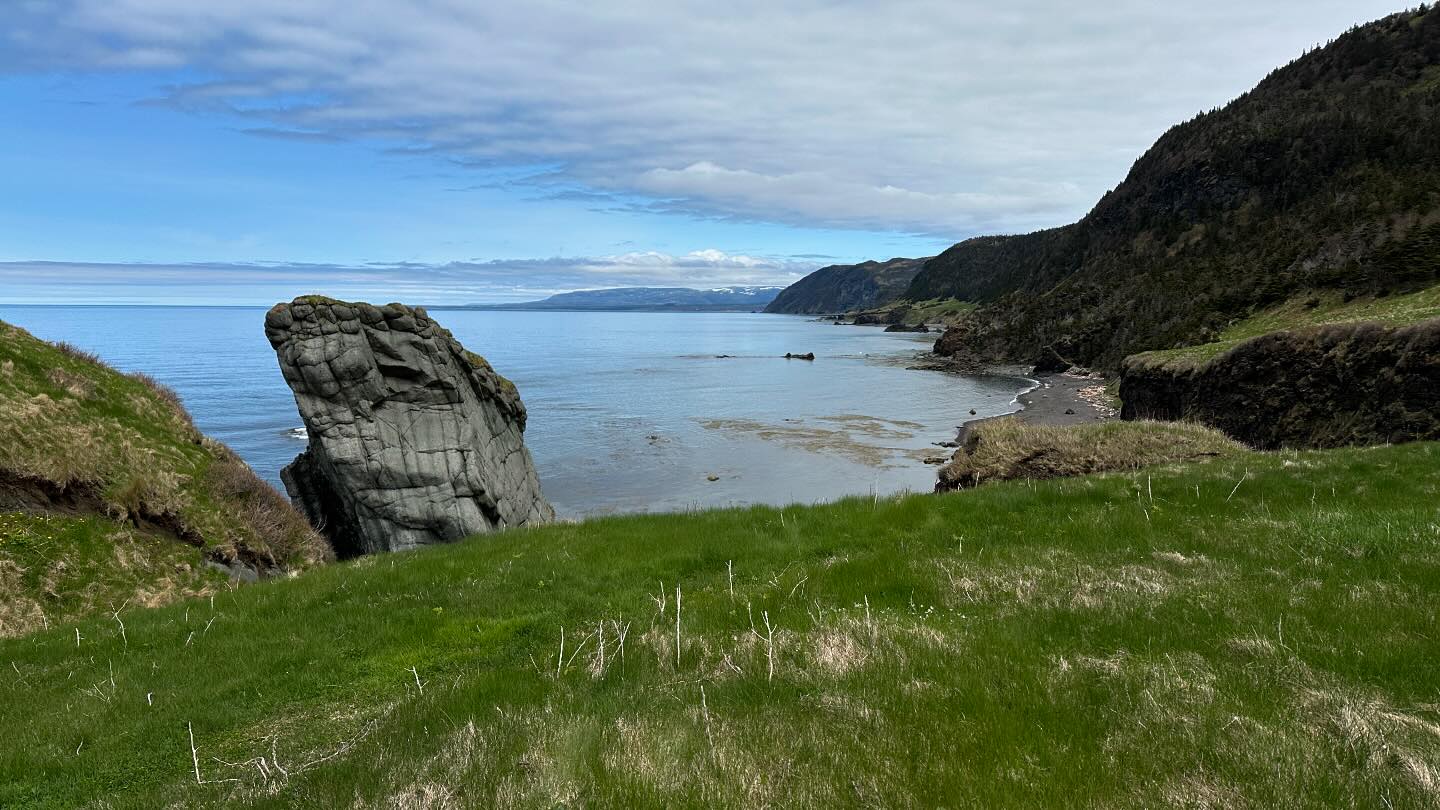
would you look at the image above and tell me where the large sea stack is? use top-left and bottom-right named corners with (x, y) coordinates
top-left (265, 297), bottom-right (554, 556)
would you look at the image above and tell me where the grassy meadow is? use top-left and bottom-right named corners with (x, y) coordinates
top-left (2, 439), bottom-right (1439, 807)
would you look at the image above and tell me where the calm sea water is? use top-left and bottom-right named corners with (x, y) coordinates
top-left (0, 306), bottom-right (1028, 517)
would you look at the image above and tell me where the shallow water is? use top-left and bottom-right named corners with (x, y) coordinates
top-left (0, 306), bottom-right (1028, 517)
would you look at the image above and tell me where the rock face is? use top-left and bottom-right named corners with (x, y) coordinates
top-left (1120, 318), bottom-right (1440, 449)
top-left (266, 298), bottom-right (554, 556)
top-left (1032, 346), bottom-right (1073, 375)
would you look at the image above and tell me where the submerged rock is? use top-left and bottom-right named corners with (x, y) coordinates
top-left (266, 298), bottom-right (554, 556)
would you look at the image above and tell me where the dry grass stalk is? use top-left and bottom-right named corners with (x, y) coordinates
top-left (109, 599), bottom-right (130, 647)
top-left (699, 685), bottom-right (717, 762)
top-left (748, 602), bottom-right (776, 682)
top-left (189, 722), bottom-right (241, 786)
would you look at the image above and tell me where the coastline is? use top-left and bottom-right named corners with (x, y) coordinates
top-left (957, 369), bottom-right (1119, 442)
top-left (891, 341), bottom-right (1119, 443)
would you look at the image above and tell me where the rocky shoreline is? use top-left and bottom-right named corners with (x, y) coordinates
top-left (891, 345), bottom-right (1120, 472)
top-left (951, 368), bottom-right (1118, 444)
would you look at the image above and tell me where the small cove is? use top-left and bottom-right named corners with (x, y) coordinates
top-left (0, 306), bottom-right (1029, 517)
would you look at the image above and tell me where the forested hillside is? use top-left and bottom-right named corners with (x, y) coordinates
top-left (765, 258), bottom-right (926, 314)
top-left (919, 7), bottom-right (1440, 369)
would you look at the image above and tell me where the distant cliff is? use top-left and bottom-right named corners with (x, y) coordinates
top-left (922, 7), bottom-right (1440, 370)
top-left (764, 258), bottom-right (927, 314)
top-left (463, 286), bottom-right (783, 312)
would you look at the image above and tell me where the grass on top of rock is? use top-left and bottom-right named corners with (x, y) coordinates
top-left (847, 297), bottom-right (976, 327)
top-left (2, 437), bottom-right (1439, 807)
top-left (937, 417), bottom-right (1244, 491)
top-left (0, 321), bottom-right (328, 636)
top-left (896, 297), bottom-right (976, 326)
top-left (1133, 282), bottom-right (1440, 368)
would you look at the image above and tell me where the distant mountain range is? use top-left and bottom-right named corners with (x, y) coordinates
top-left (763, 257), bottom-right (929, 314)
top-left (455, 286), bottom-right (785, 312)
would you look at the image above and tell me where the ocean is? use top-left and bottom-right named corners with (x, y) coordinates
top-left (0, 306), bottom-right (1029, 517)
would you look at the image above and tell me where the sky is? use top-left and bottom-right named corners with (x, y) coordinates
top-left (0, 0), bottom-right (1408, 305)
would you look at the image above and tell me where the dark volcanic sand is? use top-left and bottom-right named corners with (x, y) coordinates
top-left (958, 370), bottom-right (1117, 442)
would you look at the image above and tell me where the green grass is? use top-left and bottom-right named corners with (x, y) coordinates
top-left (0, 512), bottom-right (228, 636)
top-left (848, 297), bottom-right (976, 326)
top-left (901, 297), bottom-right (976, 325)
top-left (3, 440), bottom-right (1439, 807)
top-left (1134, 283), bottom-right (1440, 366)
top-left (0, 321), bottom-right (327, 636)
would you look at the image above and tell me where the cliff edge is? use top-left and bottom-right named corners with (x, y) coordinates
top-left (1120, 318), bottom-right (1440, 449)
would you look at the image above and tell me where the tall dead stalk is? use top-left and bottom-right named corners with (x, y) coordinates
top-left (675, 585), bottom-right (683, 669)
top-left (747, 602), bottom-right (775, 682)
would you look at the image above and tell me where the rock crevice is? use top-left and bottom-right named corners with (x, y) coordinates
top-left (266, 298), bottom-right (553, 555)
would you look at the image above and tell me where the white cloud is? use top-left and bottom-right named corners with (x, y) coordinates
top-left (633, 162), bottom-right (1088, 234)
top-left (0, 251), bottom-right (817, 305)
top-left (2, 0), bottom-right (1408, 236)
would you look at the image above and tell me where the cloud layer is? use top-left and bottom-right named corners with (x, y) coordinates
top-left (2, 0), bottom-right (1403, 237)
top-left (0, 251), bottom-right (817, 305)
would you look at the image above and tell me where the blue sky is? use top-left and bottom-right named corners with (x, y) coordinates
top-left (0, 0), bottom-right (1407, 304)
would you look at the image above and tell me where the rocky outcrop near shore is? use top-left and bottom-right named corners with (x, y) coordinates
top-left (1119, 319), bottom-right (1440, 449)
top-left (266, 298), bottom-right (554, 556)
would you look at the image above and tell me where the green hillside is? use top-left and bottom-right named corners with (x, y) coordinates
top-left (3, 437), bottom-right (1438, 807)
top-left (0, 321), bottom-right (329, 637)
top-left (918, 7), bottom-right (1440, 369)
top-left (1134, 281), bottom-right (1440, 367)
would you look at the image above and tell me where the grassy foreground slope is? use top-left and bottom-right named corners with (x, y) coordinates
top-left (0, 321), bottom-right (328, 636)
top-left (2, 442), bottom-right (1439, 807)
